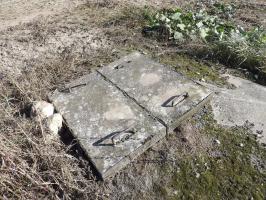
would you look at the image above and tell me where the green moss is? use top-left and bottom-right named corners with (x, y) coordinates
top-left (153, 183), bottom-right (169, 198)
top-left (158, 53), bottom-right (227, 86)
top-left (158, 112), bottom-right (266, 200)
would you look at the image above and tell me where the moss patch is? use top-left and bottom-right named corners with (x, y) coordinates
top-left (158, 52), bottom-right (227, 86)
top-left (156, 111), bottom-right (266, 200)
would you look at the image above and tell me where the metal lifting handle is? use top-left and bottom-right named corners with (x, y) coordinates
top-left (111, 127), bottom-right (136, 145)
top-left (111, 130), bottom-right (135, 145)
top-left (170, 92), bottom-right (189, 107)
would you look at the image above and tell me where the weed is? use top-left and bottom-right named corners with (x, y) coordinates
top-left (143, 5), bottom-right (266, 76)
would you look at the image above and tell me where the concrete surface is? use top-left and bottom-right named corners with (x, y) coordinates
top-left (97, 52), bottom-right (212, 131)
top-left (202, 75), bottom-right (266, 144)
top-left (49, 52), bottom-right (213, 178)
top-left (50, 72), bottom-right (166, 179)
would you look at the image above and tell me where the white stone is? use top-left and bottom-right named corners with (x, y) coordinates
top-left (214, 139), bottom-right (221, 145)
top-left (31, 101), bottom-right (54, 119)
top-left (195, 172), bottom-right (200, 178)
top-left (47, 113), bottom-right (63, 135)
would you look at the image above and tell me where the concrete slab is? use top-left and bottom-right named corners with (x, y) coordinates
top-left (49, 72), bottom-right (166, 179)
top-left (97, 52), bottom-right (213, 131)
top-left (204, 75), bottom-right (266, 144)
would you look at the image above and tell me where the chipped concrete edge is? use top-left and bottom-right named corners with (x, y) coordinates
top-left (169, 92), bottom-right (213, 132)
top-left (104, 51), bottom-right (142, 69)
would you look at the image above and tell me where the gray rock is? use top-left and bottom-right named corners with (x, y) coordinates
top-left (31, 101), bottom-right (54, 119)
top-left (47, 113), bottom-right (63, 135)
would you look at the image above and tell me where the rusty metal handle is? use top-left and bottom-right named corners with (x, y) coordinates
top-left (111, 128), bottom-right (136, 145)
top-left (170, 92), bottom-right (189, 107)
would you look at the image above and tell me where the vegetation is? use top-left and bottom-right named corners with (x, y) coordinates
top-left (143, 4), bottom-right (266, 75)
top-left (157, 111), bottom-right (266, 200)
top-left (1, 1), bottom-right (266, 199)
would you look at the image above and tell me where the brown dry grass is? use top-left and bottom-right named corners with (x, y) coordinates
top-left (0, 72), bottom-right (102, 199)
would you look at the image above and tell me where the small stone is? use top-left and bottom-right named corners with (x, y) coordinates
top-left (204, 162), bottom-right (210, 170)
top-left (239, 143), bottom-right (244, 147)
top-left (214, 139), bottom-right (221, 145)
top-left (47, 113), bottom-right (63, 135)
top-left (195, 172), bottom-right (200, 178)
top-left (257, 134), bottom-right (263, 138)
top-left (31, 101), bottom-right (54, 119)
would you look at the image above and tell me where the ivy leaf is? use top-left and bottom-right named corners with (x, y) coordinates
top-left (174, 31), bottom-right (184, 41)
top-left (171, 12), bottom-right (181, 20)
top-left (196, 21), bottom-right (204, 28)
top-left (177, 24), bottom-right (186, 31)
top-left (159, 14), bottom-right (170, 23)
top-left (200, 28), bottom-right (210, 39)
top-left (261, 35), bottom-right (266, 44)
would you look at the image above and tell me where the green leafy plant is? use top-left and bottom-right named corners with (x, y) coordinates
top-left (211, 3), bottom-right (236, 19)
top-left (144, 7), bottom-right (266, 73)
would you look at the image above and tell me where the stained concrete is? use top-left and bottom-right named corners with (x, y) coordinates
top-left (200, 74), bottom-right (266, 144)
top-left (97, 52), bottom-right (213, 131)
top-left (50, 72), bottom-right (166, 179)
top-left (49, 52), bottom-right (213, 179)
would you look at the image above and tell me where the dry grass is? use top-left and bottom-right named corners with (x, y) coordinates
top-left (0, 72), bottom-right (102, 199)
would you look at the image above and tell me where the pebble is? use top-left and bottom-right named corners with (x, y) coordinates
top-left (214, 139), bottom-right (221, 145)
top-left (196, 172), bottom-right (200, 178)
top-left (31, 101), bottom-right (54, 119)
top-left (47, 113), bottom-right (63, 136)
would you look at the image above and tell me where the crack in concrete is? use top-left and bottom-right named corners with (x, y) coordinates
top-left (96, 69), bottom-right (169, 135)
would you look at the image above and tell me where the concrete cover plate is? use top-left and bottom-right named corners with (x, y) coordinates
top-left (97, 52), bottom-right (212, 131)
top-left (50, 73), bottom-right (166, 179)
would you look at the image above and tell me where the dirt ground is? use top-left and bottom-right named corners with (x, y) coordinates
top-left (0, 0), bottom-right (265, 199)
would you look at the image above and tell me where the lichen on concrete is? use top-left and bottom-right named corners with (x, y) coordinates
top-left (98, 52), bottom-right (213, 131)
top-left (50, 72), bottom-right (166, 179)
top-left (50, 52), bottom-right (213, 179)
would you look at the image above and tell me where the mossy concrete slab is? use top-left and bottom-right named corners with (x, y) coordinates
top-left (207, 74), bottom-right (266, 144)
top-left (49, 52), bottom-right (213, 179)
top-left (49, 72), bottom-right (166, 179)
top-left (97, 52), bottom-right (213, 131)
